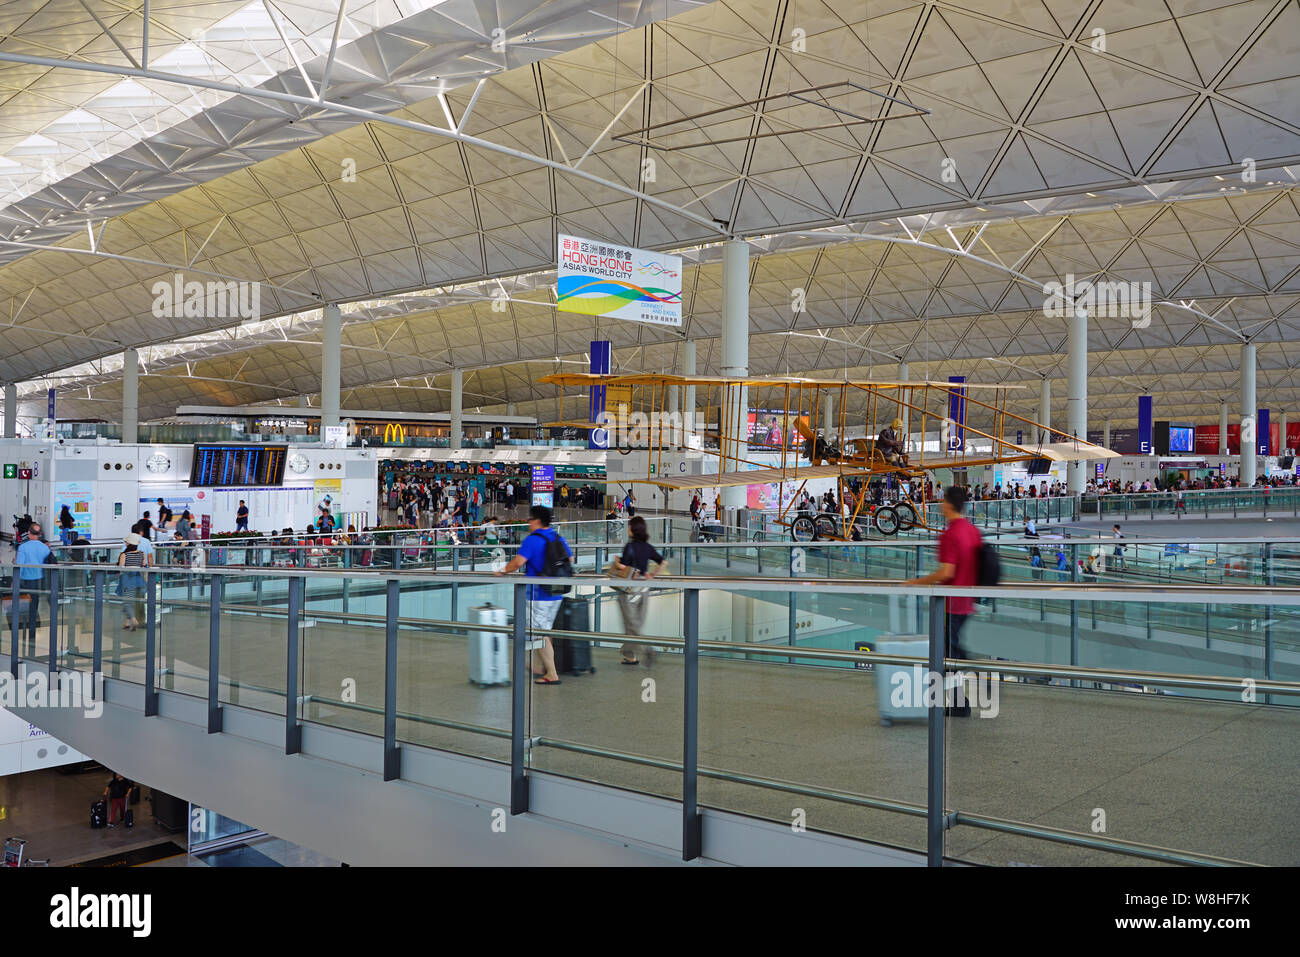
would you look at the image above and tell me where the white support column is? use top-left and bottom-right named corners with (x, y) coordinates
top-left (506, 402), bottom-right (516, 417)
top-left (1066, 308), bottom-right (1087, 493)
top-left (450, 368), bottom-right (464, 451)
top-left (1104, 419), bottom-right (1111, 450)
top-left (719, 240), bottom-right (749, 511)
top-left (1039, 378), bottom-right (1051, 443)
top-left (1281, 410), bottom-right (1289, 455)
top-left (298, 395), bottom-right (310, 409)
top-left (822, 392), bottom-right (834, 435)
top-left (1219, 400), bottom-right (1229, 455)
top-left (122, 347), bottom-right (139, 445)
top-left (3, 383), bottom-right (15, 439)
top-left (321, 303), bottom-right (341, 432)
top-left (1241, 342), bottom-right (1256, 485)
top-left (682, 340), bottom-right (697, 446)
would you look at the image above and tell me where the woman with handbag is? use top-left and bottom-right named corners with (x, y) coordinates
top-left (610, 516), bottom-right (666, 666)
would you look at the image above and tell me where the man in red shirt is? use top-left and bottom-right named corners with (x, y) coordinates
top-left (905, 484), bottom-right (982, 717)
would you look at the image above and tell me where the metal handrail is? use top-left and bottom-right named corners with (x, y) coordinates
top-left (63, 586), bottom-right (1300, 697)
top-left (19, 560), bottom-right (1300, 606)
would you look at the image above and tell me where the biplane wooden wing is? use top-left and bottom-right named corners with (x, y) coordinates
top-left (653, 465), bottom-right (848, 491)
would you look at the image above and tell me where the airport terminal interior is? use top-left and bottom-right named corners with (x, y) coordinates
top-left (0, 0), bottom-right (1296, 871)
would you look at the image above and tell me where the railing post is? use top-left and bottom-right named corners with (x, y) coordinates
top-left (1264, 542), bottom-right (1274, 703)
top-left (927, 594), bottom-right (946, 867)
top-left (92, 570), bottom-right (104, 686)
top-left (682, 586), bottom-right (702, 861)
top-left (383, 578), bottom-right (401, 781)
top-left (10, 574), bottom-right (20, 679)
top-left (1069, 547), bottom-right (1079, 687)
top-left (47, 570), bottom-right (59, 674)
top-left (205, 575), bottom-right (223, 733)
top-left (451, 547), bottom-right (459, 619)
top-left (510, 582), bottom-right (529, 815)
top-left (285, 575), bottom-right (302, 754)
top-left (144, 572), bottom-right (158, 716)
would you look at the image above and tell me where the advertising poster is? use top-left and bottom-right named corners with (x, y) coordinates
top-left (313, 478), bottom-right (342, 513)
top-left (52, 482), bottom-right (93, 537)
top-left (746, 481), bottom-right (804, 511)
top-left (557, 234), bottom-right (682, 327)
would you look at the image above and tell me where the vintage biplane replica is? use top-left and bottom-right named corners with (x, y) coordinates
top-left (537, 372), bottom-right (1119, 540)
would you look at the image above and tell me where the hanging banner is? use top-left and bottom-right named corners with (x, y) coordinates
top-left (1137, 395), bottom-right (1153, 454)
top-left (557, 234), bottom-right (682, 327)
top-left (1257, 409), bottom-right (1271, 456)
top-left (947, 376), bottom-right (966, 452)
top-left (589, 340), bottom-right (611, 450)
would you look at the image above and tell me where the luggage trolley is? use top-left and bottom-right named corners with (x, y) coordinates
top-left (3, 837), bottom-right (48, 867)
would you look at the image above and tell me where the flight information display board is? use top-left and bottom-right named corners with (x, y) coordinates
top-left (189, 445), bottom-right (287, 488)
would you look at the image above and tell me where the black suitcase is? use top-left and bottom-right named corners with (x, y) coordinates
top-left (553, 598), bottom-right (595, 675)
top-left (90, 800), bottom-right (106, 829)
top-left (129, 785), bottom-right (141, 805)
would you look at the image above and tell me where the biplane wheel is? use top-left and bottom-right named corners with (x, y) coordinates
top-left (873, 506), bottom-right (901, 536)
top-left (814, 515), bottom-right (838, 540)
top-left (791, 516), bottom-right (817, 542)
top-left (894, 502), bottom-right (918, 530)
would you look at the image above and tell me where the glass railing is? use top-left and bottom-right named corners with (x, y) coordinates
top-left (4, 556), bottom-right (1298, 867)
top-left (1081, 486), bottom-right (1300, 517)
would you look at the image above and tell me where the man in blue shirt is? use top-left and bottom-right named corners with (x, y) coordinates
top-left (15, 523), bottom-right (51, 642)
top-left (495, 505), bottom-right (570, 685)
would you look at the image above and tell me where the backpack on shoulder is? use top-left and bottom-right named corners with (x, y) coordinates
top-left (976, 540), bottom-right (1002, 587)
top-left (532, 531), bottom-right (573, 596)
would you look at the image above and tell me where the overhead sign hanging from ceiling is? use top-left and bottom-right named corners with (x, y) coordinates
top-left (556, 234), bottom-right (682, 327)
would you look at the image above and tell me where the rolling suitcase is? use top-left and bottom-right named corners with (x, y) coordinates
top-left (468, 602), bottom-right (510, 687)
top-left (873, 635), bottom-right (929, 726)
top-left (124, 808), bottom-right (134, 829)
top-left (90, 800), bottom-right (106, 829)
top-left (554, 597), bottom-right (595, 675)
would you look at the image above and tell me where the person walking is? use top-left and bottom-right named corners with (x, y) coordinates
top-left (904, 485), bottom-right (983, 717)
top-left (15, 523), bottom-right (51, 645)
top-left (494, 505), bottom-right (571, 685)
top-left (103, 772), bottom-right (131, 829)
top-left (1112, 524), bottom-right (1127, 570)
top-left (116, 533), bottom-right (147, 631)
top-left (235, 500), bottom-right (250, 533)
top-left (58, 505), bottom-right (75, 545)
top-left (611, 515), bottom-right (666, 666)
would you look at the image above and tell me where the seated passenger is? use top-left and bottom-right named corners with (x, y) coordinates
top-left (877, 418), bottom-right (906, 465)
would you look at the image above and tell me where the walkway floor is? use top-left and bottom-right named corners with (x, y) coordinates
top-left (58, 603), bottom-right (1300, 867)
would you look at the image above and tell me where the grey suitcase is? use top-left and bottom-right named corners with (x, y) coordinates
top-left (468, 602), bottom-right (510, 687)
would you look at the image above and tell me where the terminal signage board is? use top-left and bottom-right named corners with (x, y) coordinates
top-left (17, 468), bottom-right (31, 480)
top-left (2, 465), bottom-right (14, 479)
top-left (557, 235), bottom-right (682, 327)
top-left (531, 465), bottom-right (555, 509)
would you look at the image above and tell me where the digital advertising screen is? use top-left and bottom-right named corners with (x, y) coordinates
top-left (748, 409), bottom-right (806, 451)
top-left (1169, 426), bottom-right (1195, 453)
top-left (189, 445), bottom-right (287, 488)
